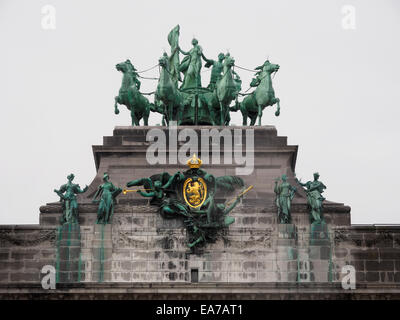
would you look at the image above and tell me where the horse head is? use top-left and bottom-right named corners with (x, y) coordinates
top-left (263, 60), bottom-right (280, 74)
top-left (224, 55), bottom-right (235, 69)
top-left (116, 60), bottom-right (132, 74)
top-left (158, 53), bottom-right (169, 70)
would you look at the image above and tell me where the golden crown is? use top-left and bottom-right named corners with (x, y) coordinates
top-left (187, 154), bottom-right (202, 169)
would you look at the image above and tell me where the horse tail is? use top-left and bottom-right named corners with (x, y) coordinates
top-left (274, 98), bottom-right (280, 117)
top-left (114, 96), bottom-right (120, 115)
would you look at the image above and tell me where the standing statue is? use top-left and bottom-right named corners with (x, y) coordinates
top-left (238, 60), bottom-right (281, 126)
top-left (204, 53), bottom-right (225, 90)
top-left (274, 174), bottom-right (296, 224)
top-left (179, 38), bottom-right (208, 90)
top-left (167, 25), bottom-right (181, 86)
top-left (54, 174), bottom-right (88, 224)
top-left (92, 173), bottom-right (122, 224)
top-left (114, 59), bottom-right (151, 126)
top-left (296, 172), bottom-right (327, 224)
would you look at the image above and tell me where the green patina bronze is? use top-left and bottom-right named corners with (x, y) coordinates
top-left (115, 26), bottom-right (281, 126)
top-left (296, 172), bottom-right (327, 224)
top-left (234, 60), bottom-right (281, 126)
top-left (92, 173), bottom-right (122, 224)
top-left (179, 38), bottom-right (208, 90)
top-left (114, 59), bottom-right (151, 126)
top-left (125, 154), bottom-right (249, 249)
top-left (54, 174), bottom-right (88, 224)
top-left (274, 174), bottom-right (296, 224)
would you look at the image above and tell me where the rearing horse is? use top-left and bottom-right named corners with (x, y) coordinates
top-left (156, 53), bottom-right (184, 125)
top-left (216, 55), bottom-right (238, 125)
top-left (240, 60), bottom-right (280, 126)
top-left (114, 60), bottom-right (150, 126)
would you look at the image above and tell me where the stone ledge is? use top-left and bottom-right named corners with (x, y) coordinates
top-left (0, 282), bottom-right (400, 300)
top-left (39, 203), bottom-right (351, 214)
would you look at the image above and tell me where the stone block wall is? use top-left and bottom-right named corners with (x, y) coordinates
top-left (2, 202), bottom-right (399, 288)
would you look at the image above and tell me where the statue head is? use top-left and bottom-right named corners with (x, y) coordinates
top-left (103, 172), bottom-right (110, 182)
top-left (191, 38), bottom-right (198, 46)
top-left (313, 172), bottom-right (320, 181)
top-left (281, 174), bottom-right (287, 181)
top-left (67, 174), bottom-right (75, 182)
top-left (218, 53), bottom-right (225, 61)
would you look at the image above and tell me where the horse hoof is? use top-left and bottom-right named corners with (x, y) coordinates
top-left (275, 111), bottom-right (280, 117)
top-left (114, 109), bottom-right (120, 115)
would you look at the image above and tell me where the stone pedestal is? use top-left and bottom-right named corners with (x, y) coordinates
top-left (91, 224), bottom-right (112, 282)
top-left (56, 223), bottom-right (81, 283)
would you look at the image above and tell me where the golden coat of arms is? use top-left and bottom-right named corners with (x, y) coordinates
top-left (183, 177), bottom-right (207, 208)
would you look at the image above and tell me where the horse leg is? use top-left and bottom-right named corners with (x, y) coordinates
top-left (225, 109), bottom-right (231, 126)
top-left (114, 96), bottom-right (120, 114)
top-left (274, 98), bottom-right (281, 117)
top-left (250, 114), bottom-right (257, 126)
top-left (136, 114), bottom-right (142, 126)
top-left (169, 103), bottom-right (173, 126)
top-left (178, 104), bottom-right (184, 125)
top-left (208, 104), bottom-right (217, 126)
top-left (219, 102), bottom-right (224, 126)
top-left (240, 102), bottom-right (248, 126)
top-left (143, 108), bottom-right (149, 126)
top-left (257, 104), bottom-right (263, 126)
top-left (130, 108), bottom-right (138, 126)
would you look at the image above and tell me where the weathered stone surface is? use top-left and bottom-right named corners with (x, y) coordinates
top-left (1, 126), bottom-right (399, 299)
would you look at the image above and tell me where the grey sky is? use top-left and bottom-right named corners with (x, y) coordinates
top-left (0, 0), bottom-right (399, 224)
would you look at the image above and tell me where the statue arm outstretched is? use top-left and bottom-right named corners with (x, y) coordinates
top-left (54, 185), bottom-right (66, 200)
top-left (127, 177), bottom-right (154, 190)
top-left (109, 183), bottom-right (122, 198)
top-left (295, 177), bottom-right (306, 187)
top-left (179, 47), bottom-right (189, 55)
top-left (75, 184), bottom-right (88, 194)
top-left (201, 52), bottom-right (211, 63)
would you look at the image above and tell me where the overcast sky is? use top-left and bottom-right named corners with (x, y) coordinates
top-left (0, 0), bottom-right (399, 225)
